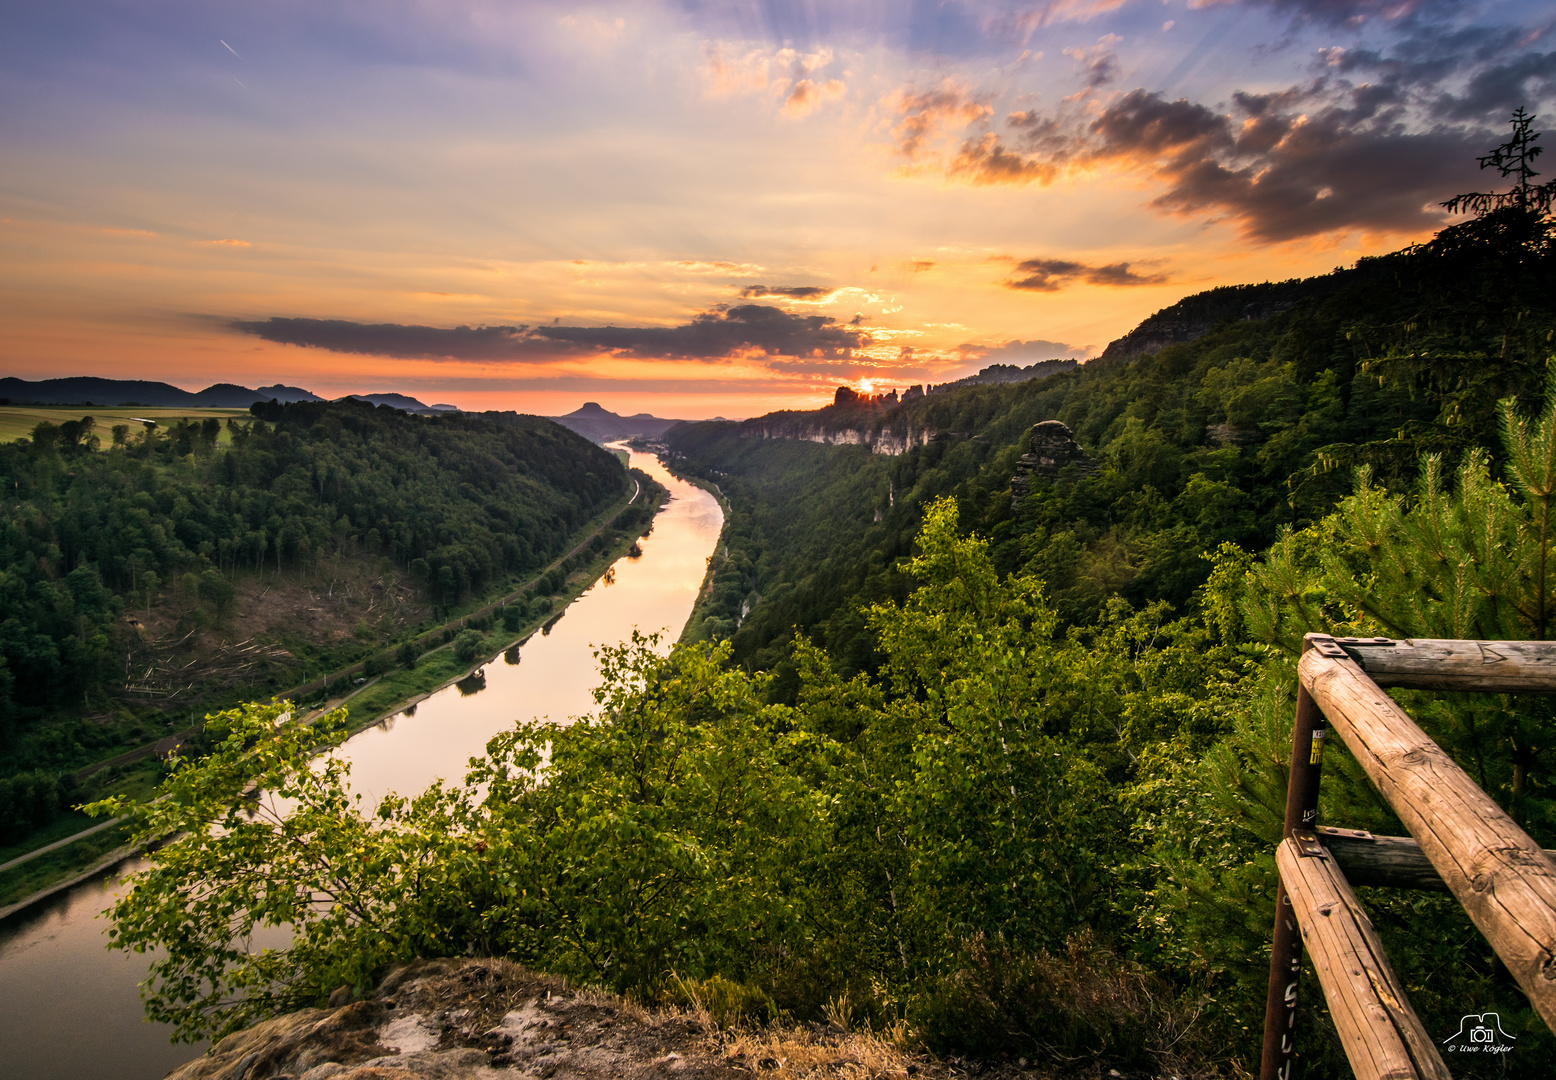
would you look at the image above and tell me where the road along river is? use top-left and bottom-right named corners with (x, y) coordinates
top-left (0, 448), bottom-right (724, 1080)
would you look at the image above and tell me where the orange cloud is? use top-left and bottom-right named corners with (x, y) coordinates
top-left (783, 78), bottom-right (846, 116)
top-left (199, 238), bottom-right (251, 247)
top-left (949, 133), bottom-right (1057, 185)
top-left (887, 84), bottom-right (994, 159)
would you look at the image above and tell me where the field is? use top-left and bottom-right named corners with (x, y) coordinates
top-left (0, 405), bottom-right (254, 444)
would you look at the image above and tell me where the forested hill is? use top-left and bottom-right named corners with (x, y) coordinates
top-left (667, 207), bottom-right (1556, 675)
top-left (0, 399), bottom-right (627, 730)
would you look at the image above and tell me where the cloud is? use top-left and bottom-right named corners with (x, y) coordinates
top-left (703, 43), bottom-right (847, 116)
top-left (200, 238), bottom-right (250, 247)
top-left (232, 305), bottom-right (869, 363)
top-left (902, 15), bottom-right (1552, 241)
top-left (670, 259), bottom-right (766, 276)
top-left (1076, 86), bottom-right (1492, 241)
top-left (1005, 257), bottom-right (1168, 290)
top-left (959, 338), bottom-right (1093, 364)
top-left (888, 83), bottom-right (993, 158)
top-left (950, 132), bottom-right (1058, 185)
top-left (230, 318), bottom-right (560, 361)
top-left (1062, 35), bottom-right (1122, 95)
top-left (784, 77), bottom-right (846, 116)
top-left (1199, 0), bottom-right (1451, 26)
top-left (738, 284), bottom-right (840, 301)
top-left (987, 0), bottom-right (1131, 39)
top-left (540, 304), bottom-right (865, 359)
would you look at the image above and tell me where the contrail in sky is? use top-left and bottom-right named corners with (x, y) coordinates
top-left (220, 39), bottom-right (242, 60)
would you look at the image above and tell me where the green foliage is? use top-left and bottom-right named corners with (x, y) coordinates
top-left (0, 400), bottom-right (625, 719)
top-left (0, 770), bottom-right (76, 842)
top-left (452, 629), bottom-right (484, 665)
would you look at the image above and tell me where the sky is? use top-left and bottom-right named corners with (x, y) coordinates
top-left (1, 1), bottom-right (1553, 418)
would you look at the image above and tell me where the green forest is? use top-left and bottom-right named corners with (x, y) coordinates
top-left (0, 400), bottom-right (628, 844)
top-left (87, 201), bottom-right (1556, 1073)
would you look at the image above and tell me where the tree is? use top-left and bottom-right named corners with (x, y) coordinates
top-left (452, 628), bottom-right (483, 664)
top-left (1443, 108), bottom-right (1556, 217)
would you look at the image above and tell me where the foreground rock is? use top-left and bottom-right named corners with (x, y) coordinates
top-left (167, 958), bottom-right (943, 1080)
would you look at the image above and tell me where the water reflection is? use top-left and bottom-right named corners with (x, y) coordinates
top-left (455, 669), bottom-right (487, 696)
top-left (503, 646), bottom-right (522, 666)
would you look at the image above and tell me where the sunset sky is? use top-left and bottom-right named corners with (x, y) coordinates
top-left (2, 1), bottom-right (1553, 418)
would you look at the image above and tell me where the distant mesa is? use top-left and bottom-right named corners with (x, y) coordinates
top-left (550, 402), bottom-right (684, 444)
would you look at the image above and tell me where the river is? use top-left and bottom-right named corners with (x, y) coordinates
top-left (0, 447), bottom-right (723, 1080)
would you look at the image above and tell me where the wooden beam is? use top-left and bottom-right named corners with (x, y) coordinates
top-left (1321, 827), bottom-right (1556, 892)
top-left (1277, 836), bottom-right (1451, 1080)
top-left (1300, 648), bottom-right (1556, 1030)
top-left (1325, 635), bottom-right (1556, 693)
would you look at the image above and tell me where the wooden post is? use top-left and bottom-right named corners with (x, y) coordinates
top-left (1300, 646), bottom-right (1556, 1030)
top-left (1259, 648), bottom-right (1329, 1080)
top-left (1276, 837), bottom-right (1452, 1080)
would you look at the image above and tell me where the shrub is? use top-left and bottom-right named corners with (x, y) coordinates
top-left (396, 642), bottom-right (419, 669)
top-left (452, 629), bottom-right (483, 665)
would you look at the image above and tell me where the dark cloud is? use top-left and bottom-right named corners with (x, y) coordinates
top-left (738, 284), bottom-right (838, 301)
top-left (540, 304), bottom-right (864, 359)
top-left (930, 15), bottom-right (1555, 242)
top-left (1005, 257), bottom-right (1167, 291)
top-left (1077, 87), bottom-right (1489, 241)
top-left (233, 306), bottom-right (868, 363)
top-left (229, 318), bottom-right (558, 360)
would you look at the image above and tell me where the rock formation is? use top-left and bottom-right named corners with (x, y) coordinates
top-left (1009, 421), bottom-right (1098, 505)
top-left (164, 957), bottom-right (947, 1080)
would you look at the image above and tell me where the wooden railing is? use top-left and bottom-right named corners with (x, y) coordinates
top-left (1260, 634), bottom-right (1556, 1080)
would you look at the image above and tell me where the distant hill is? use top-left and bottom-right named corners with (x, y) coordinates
top-left (1093, 267), bottom-right (1384, 363)
top-left (927, 358), bottom-right (1078, 394)
top-left (0, 377), bottom-right (468, 413)
top-left (550, 402), bottom-right (683, 443)
top-left (345, 393), bottom-right (457, 414)
top-left (0, 376), bottom-right (324, 408)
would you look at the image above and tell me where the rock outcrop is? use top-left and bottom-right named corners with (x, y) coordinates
top-left (165, 958), bottom-right (953, 1080)
top-left (1009, 421), bottom-right (1098, 505)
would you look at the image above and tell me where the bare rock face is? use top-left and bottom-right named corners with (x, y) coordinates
top-left (166, 959), bottom-right (734, 1080)
top-left (165, 958), bottom-right (962, 1080)
top-left (1009, 421), bottom-right (1098, 505)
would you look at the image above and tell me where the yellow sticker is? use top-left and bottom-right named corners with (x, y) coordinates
top-left (1310, 729), bottom-right (1326, 765)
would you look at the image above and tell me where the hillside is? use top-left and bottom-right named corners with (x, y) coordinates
top-left (0, 400), bottom-right (629, 863)
top-left (668, 207), bottom-right (1556, 667)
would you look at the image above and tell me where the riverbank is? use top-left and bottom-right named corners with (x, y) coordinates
top-left (0, 469), bottom-right (666, 911)
top-left (654, 458), bottom-right (734, 645)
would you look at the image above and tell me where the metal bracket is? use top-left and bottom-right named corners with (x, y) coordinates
top-left (1292, 829), bottom-right (1329, 858)
top-left (1306, 634), bottom-right (1350, 659)
top-left (1317, 826), bottom-right (1374, 842)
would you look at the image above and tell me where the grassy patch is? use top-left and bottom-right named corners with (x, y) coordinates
top-left (0, 823), bottom-right (132, 908)
top-left (0, 405), bottom-right (252, 445)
